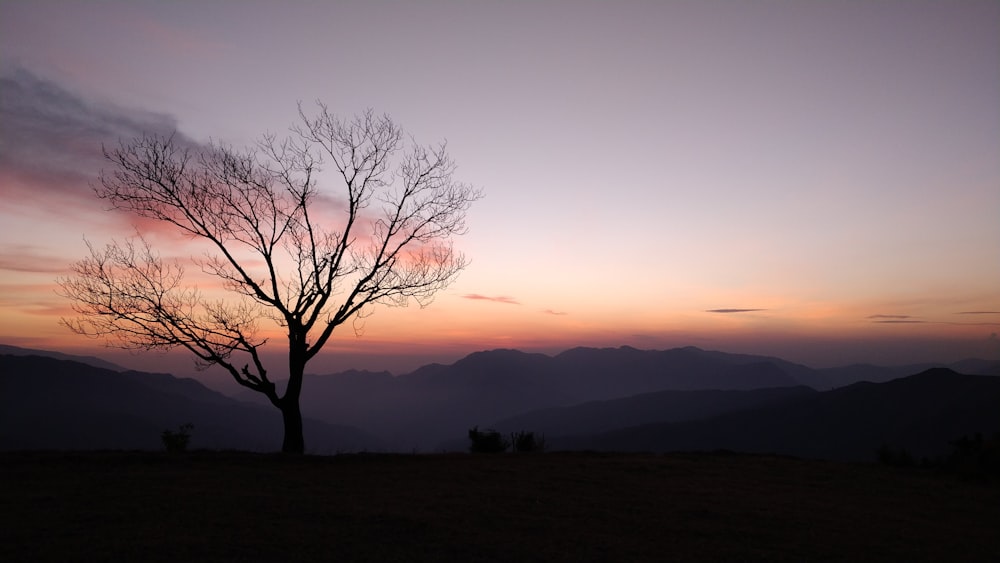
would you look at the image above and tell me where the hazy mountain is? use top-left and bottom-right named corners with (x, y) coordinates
top-left (274, 346), bottom-right (997, 450)
top-left (0, 343), bottom-right (126, 372)
top-left (949, 357), bottom-right (1000, 377)
top-left (557, 368), bottom-right (1000, 461)
top-left (546, 346), bottom-right (803, 395)
top-left (0, 354), bottom-right (382, 453)
top-left (292, 346), bottom-right (810, 449)
top-left (5, 343), bottom-right (998, 455)
top-left (489, 386), bottom-right (817, 438)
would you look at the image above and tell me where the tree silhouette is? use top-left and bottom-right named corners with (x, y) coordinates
top-left (58, 104), bottom-right (481, 453)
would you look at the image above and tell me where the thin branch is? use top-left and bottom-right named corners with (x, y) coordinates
top-left (62, 107), bottom-right (481, 405)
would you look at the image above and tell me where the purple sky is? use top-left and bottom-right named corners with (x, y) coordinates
top-left (1, 0), bottom-right (998, 386)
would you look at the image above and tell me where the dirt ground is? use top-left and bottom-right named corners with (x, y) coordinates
top-left (2, 451), bottom-right (998, 562)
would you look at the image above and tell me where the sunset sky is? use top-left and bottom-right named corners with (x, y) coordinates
top-left (1, 0), bottom-right (998, 387)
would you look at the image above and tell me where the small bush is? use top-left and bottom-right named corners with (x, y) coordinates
top-left (878, 432), bottom-right (1000, 480)
top-left (468, 426), bottom-right (509, 453)
top-left (944, 432), bottom-right (1000, 479)
top-left (511, 430), bottom-right (546, 453)
top-left (876, 443), bottom-right (914, 467)
top-left (161, 423), bottom-right (194, 453)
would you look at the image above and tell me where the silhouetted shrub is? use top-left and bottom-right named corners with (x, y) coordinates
top-left (943, 432), bottom-right (1000, 480)
top-left (161, 423), bottom-right (194, 453)
top-left (510, 430), bottom-right (546, 453)
top-left (880, 432), bottom-right (1000, 480)
top-left (876, 443), bottom-right (915, 467)
top-left (468, 426), bottom-right (509, 453)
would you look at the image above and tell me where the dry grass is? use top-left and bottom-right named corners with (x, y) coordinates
top-left (2, 451), bottom-right (998, 562)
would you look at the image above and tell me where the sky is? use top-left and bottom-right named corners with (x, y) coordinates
top-left (1, 0), bottom-right (998, 388)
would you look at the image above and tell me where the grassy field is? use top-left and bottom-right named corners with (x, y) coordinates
top-left (2, 451), bottom-right (998, 562)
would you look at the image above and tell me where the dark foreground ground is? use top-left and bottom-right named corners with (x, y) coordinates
top-left (2, 451), bottom-right (998, 562)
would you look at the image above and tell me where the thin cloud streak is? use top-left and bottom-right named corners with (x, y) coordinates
top-left (543, 309), bottom-right (567, 316)
top-left (462, 294), bottom-right (520, 305)
top-left (705, 308), bottom-right (767, 314)
top-left (0, 246), bottom-right (70, 274)
top-left (956, 311), bottom-right (1000, 315)
top-left (867, 313), bottom-right (1000, 326)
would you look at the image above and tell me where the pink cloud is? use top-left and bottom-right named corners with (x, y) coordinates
top-left (462, 294), bottom-right (520, 305)
top-left (0, 246), bottom-right (72, 274)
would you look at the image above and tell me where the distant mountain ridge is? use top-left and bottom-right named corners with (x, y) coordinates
top-left (0, 344), bottom-right (127, 372)
top-left (0, 354), bottom-right (381, 453)
top-left (289, 346), bottom-right (810, 449)
top-left (489, 386), bottom-right (817, 438)
top-left (4, 343), bottom-right (999, 456)
top-left (555, 368), bottom-right (1000, 461)
top-left (292, 345), bottom-right (999, 449)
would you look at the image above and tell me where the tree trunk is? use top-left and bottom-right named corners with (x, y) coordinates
top-left (281, 331), bottom-right (307, 454)
top-left (280, 399), bottom-right (305, 454)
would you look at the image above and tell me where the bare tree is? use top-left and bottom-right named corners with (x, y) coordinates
top-left (58, 105), bottom-right (481, 453)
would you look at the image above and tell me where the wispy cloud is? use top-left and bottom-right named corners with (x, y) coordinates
top-left (868, 314), bottom-right (930, 324)
top-left (462, 294), bottom-right (520, 305)
top-left (867, 313), bottom-right (1000, 326)
top-left (956, 311), bottom-right (1000, 315)
top-left (0, 66), bottom-right (190, 205)
top-left (0, 246), bottom-right (70, 274)
top-left (542, 309), bottom-right (567, 316)
top-left (705, 308), bottom-right (767, 314)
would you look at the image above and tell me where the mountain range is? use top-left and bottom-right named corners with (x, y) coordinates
top-left (549, 368), bottom-right (1000, 461)
top-left (0, 353), bottom-right (379, 453)
top-left (2, 344), bottom-right (998, 459)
